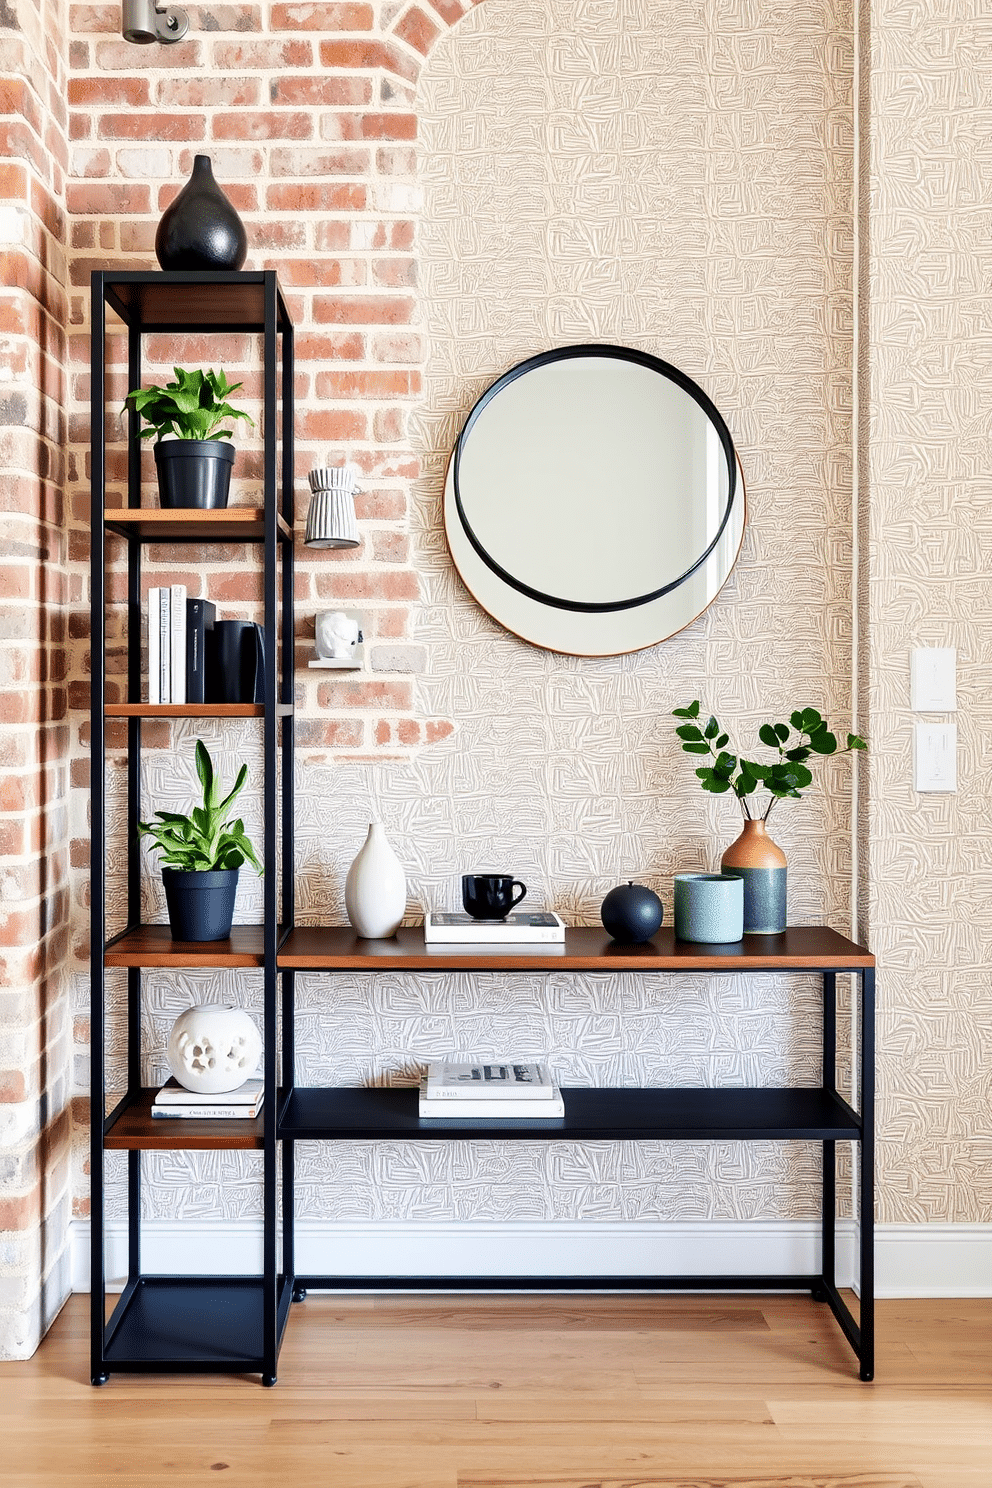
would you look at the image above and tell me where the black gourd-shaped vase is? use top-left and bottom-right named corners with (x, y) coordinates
top-left (155, 155), bottom-right (248, 271)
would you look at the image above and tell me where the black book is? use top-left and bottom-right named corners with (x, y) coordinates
top-left (185, 598), bottom-right (216, 704)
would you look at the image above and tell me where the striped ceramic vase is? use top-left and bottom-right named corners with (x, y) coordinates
top-left (720, 817), bottom-right (787, 934)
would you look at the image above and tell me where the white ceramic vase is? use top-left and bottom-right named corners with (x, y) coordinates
top-left (345, 821), bottom-right (406, 939)
top-left (166, 1003), bottom-right (262, 1094)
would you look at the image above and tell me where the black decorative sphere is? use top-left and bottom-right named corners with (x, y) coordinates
top-left (155, 155), bottom-right (248, 272)
top-left (600, 881), bottom-right (663, 943)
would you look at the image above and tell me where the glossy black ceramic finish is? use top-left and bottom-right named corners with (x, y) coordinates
top-left (600, 881), bottom-right (664, 943)
top-left (154, 438), bottom-right (235, 509)
top-left (155, 155), bottom-right (248, 272)
top-left (461, 874), bottom-right (527, 919)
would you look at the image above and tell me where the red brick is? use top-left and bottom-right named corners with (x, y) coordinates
top-left (316, 571), bottom-right (419, 602)
top-left (266, 182), bottom-right (365, 211)
top-left (426, 719), bottom-right (455, 744)
top-left (0, 1189), bottom-right (39, 1230)
top-left (275, 260), bottom-right (356, 288)
top-left (69, 3), bottom-right (118, 30)
top-left (248, 219), bottom-right (308, 251)
top-left (396, 719), bottom-right (420, 745)
top-left (270, 76), bottom-right (372, 106)
top-left (296, 719), bottom-right (364, 749)
top-left (156, 77), bottom-right (262, 108)
top-left (158, 180), bottom-right (257, 212)
top-left (361, 112), bottom-right (417, 139)
top-left (298, 408), bottom-right (367, 441)
top-left (96, 38), bottom-right (205, 70)
top-left (68, 76), bottom-right (150, 106)
top-left (313, 221), bottom-right (353, 252)
top-left (272, 2), bottom-right (373, 27)
top-left (374, 407), bottom-right (406, 442)
top-left (318, 40), bottom-right (420, 83)
top-left (374, 719), bottom-right (391, 746)
top-left (372, 257), bottom-right (417, 287)
top-left (269, 145), bottom-right (367, 175)
top-left (394, 5), bottom-right (441, 55)
top-left (212, 111), bottom-right (313, 141)
top-left (371, 531), bottom-right (410, 564)
top-left (314, 294), bottom-right (414, 326)
top-left (427, 0), bottom-right (465, 22)
top-left (99, 111), bottom-right (206, 141)
top-left (371, 330), bottom-right (423, 362)
top-left (66, 181), bottom-right (151, 214)
top-left (376, 145), bottom-right (417, 176)
top-left (297, 332), bottom-right (366, 364)
top-left (212, 39), bottom-right (312, 69)
top-left (315, 369), bottom-right (420, 397)
top-left (0, 1069), bottom-right (28, 1103)
top-left (317, 679), bottom-right (412, 709)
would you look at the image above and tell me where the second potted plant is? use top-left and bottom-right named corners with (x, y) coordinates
top-left (124, 365), bottom-right (254, 510)
top-left (138, 739), bottom-right (262, 941)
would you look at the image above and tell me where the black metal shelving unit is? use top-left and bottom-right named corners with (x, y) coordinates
top-left (89, 271), bottom-right (295, 1387)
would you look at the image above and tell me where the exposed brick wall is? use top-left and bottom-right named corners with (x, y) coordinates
top-left (65, 0), bottom-right (467, 768)
top-left (0, 0), bottom-right (72, 1357)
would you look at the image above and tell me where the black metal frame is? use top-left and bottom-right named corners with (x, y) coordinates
top-left (280, 960), bottom-right (875, 1383)
top-left (451, 343), bottom-right (739, 614)
top-left (89, 271), bottom-right (295, 1387)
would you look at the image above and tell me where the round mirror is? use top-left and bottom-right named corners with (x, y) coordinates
top-left (443, 345), bottom-right (745, 656)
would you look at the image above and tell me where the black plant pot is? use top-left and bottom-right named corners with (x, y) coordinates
top-left (155, 154), bottom-right (248, 272)
top-left (162, 868), bottom-right (239, 942)
top-left (155, 439), bottom-right (235, 510)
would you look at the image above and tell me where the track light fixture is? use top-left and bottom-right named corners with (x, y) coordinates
top-left (122, 0), bottom-right (189, 43)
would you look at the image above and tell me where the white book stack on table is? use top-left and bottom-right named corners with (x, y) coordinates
top-left (418, 1061), bottom-right (564, 1118)
top-left (151, 1078), bottom-right (263, 1120)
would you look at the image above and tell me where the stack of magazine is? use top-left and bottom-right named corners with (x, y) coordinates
top-left (151, 1078), bottom-right (263, 1121)
top-left (418, 1061), bottom-right (564, 1118)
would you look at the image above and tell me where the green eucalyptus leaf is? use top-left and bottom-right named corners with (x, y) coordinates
top-left (774, 723), bottom-right (789, 742)
top-left (808, 731), bottom-right (837, 754)
top-left (758, 724), bottom-right (779, 749)
top-left (790, 711), bottom-right (804, 730)
top-left (785, 746), bottom-right (811, 762)
top-left (715, 733), bottom-right (729, 749)
top-left (848, 733), bottom-right (867, 750)
top-left (676, 724), bottom-right (703, 742)
top-left (703, 715), bottom-right (720, 740)
top-left (801, 708), bottom-right (823, 732)
top-left (682, 742), bottom-right (711, 755)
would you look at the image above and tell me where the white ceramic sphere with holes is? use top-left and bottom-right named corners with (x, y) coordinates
top-left (166, 1004), bottom-right (262, 1094)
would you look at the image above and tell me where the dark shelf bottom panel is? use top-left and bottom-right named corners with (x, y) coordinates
top-left (295, 1273), bottom-right (826, 1292)
top-left (103, 1275), bottom-right (291, 1370)
top-left (278, 1086), bottom-right (862, 1142)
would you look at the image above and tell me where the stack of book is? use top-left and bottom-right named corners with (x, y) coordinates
top-left (418, 1061), bottom-right (564, 1118)
top-left (424, 912), bottom-right (566, 944)
top-left (147, 587), bottom-right (216, 704)
top-left (151, 1077), bottom-right (263, 1121)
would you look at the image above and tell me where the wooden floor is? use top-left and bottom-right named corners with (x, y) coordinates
top-left (4, 1292), bottom-right (991, 1487)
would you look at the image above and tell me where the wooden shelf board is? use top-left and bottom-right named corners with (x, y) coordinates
top-left (104, 508), bottom-right (292, 542)
top-left (278, 1086), bottom-right (862, 1143)
top-left (104, 1089), bottom-right (264, 1150)
top-left (104, 703), bottom-right (293, 718)
top-left (102, 271), bottom-right (291, 335)
top-left (278, 924), bottom-right (874, 973)
top-left (104, 924), bottom-right (267, 968)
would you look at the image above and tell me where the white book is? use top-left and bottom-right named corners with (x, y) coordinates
top-left (147, 588), bottom-right (161, 705)
top-left (418, 1082), bottom-right (564, 1119)
top-left (152, 1097), bottom-right (264, 1120)
top-left (425, 1061), bottom-right (557, 1100)
top-left (170, 583), bottom-right (186, 704)
top-left (424, 912), bottom-right (566, 944)
top-left (154, 1078), bottom-right (263, 1107)
top-left (159, 584), bottom-right (171, 703)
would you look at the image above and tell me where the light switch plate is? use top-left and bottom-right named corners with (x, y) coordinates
top-left (910, 647), bottom-right (956, 711)
top-left (914, 722), bottom-right (957, 792)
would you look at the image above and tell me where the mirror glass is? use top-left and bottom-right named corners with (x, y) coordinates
top-left (443, 346), bottom-right (745, 656)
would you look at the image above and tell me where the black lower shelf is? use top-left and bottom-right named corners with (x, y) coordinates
top-left (103, 1275), bottom-right (291, 1371)
top-left (278, 1086), bottom-right (862, 1141)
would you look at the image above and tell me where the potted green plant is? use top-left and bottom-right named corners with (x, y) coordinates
top-left (138, 739), bottom-right (262, 942)
top-left (124, 366), bottom-right (254, 510)
top-left (672, 701), bottom-right (867, 934)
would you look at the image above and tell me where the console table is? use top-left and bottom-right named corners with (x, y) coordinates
top-left (277, 924), bottom-right (875, 1381)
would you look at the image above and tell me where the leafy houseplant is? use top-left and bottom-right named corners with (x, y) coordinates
top-left (672, 700), bottom-right (867, 822)
top-left (139, 739), bottom-right (261, 942)
top-left (672, 701), bottom-right (867, 935)
top-left (124, 367), bottom-right (254, 511)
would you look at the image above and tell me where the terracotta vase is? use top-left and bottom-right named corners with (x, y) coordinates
top-left (720, 817), bottom-right (787, 934)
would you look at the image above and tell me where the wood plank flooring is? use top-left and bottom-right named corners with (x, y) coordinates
top-left (3, 1293), bottom-right (990, 1487)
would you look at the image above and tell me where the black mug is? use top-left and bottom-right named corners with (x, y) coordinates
top-left (206, 620), bottom-right (265, 704)
top-left (461, 874), bottom-right (527, 920)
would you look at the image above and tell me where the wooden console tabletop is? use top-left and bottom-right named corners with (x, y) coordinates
top-left (277, 924), bottom-right (873, 972)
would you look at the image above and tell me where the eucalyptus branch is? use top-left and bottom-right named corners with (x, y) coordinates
top-left (672, 701), bottom-right (866, 820)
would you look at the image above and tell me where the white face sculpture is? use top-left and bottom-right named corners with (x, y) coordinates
top-left (315, 611), bottom-right (361, 660)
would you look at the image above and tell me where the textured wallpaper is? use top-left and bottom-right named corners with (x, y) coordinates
top-left (868, 0), bottom-right (992, 1223)
top-left (106, 0), bottom-right (862, 1228)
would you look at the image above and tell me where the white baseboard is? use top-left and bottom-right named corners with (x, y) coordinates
top-left (69, 1219), bottom-right (992, 1298)
top-left (74, 1217), bottom-right (858, 1292)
